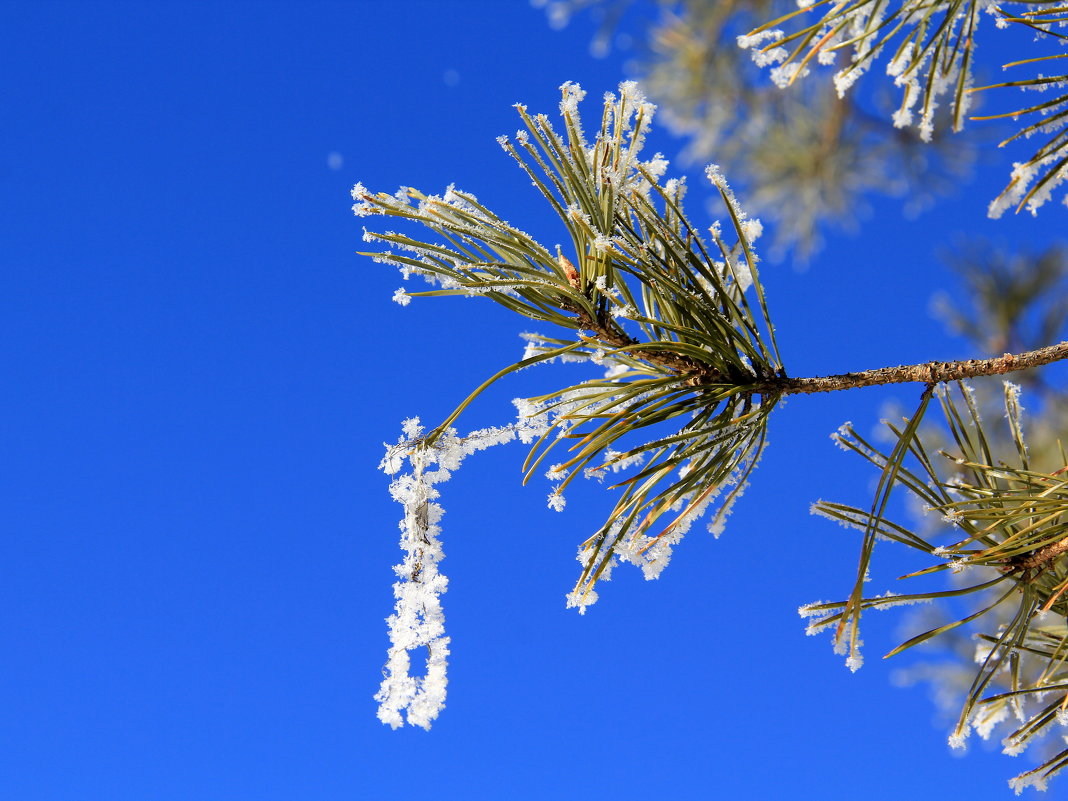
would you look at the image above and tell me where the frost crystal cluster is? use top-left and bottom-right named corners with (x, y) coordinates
top-left (375, 414), bottom-right (547, 729)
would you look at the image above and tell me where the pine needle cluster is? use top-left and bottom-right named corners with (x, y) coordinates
top-left (358, 83), bottom-right (784, 610)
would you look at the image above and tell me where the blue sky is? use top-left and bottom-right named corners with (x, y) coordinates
top-left (3, 1), bottom-right (1065, 798)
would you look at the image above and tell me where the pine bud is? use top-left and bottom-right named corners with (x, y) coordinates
top-left (558, 253), bottom-right (581, 290)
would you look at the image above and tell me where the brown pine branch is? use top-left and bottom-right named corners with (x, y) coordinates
top-left (562, 255), bottom-right (1068, 395)
top-left (760, 342), bottom-right (1068, 396)
top-left (1014, 536), bottom-right (1068, 575)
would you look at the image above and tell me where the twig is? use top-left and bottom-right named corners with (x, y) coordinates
top-left (1016, 536), bottom-right (1068, 575)
top-left (759, 342), bottom-right (1068, 396)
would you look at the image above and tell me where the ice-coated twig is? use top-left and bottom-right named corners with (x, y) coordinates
top-left (375, 412), bottom-right (548, 729)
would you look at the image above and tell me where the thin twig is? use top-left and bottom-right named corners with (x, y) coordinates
top-left (1017, 536), bottom-right (1068, 575)
top-left (570, 296), bottom-right (1068, 396)
top-left (574, 309), bottom-right (728, 382)
top-left (758, 342), bottom-right (1068, 396)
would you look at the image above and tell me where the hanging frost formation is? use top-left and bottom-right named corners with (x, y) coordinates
top-left (376, 415), bottom-right (547, 729)
top-left (360, 81), bottom-right (784, 729)
top-left (375, 419), bottom-right (452, 731)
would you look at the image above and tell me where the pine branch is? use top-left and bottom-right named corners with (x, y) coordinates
top-left (1012, 534), bottom-right (1068, 575)
top-left (564, 302), bottom-right (1068, 395)
top-left (759, 341), bottom-right (1068, 395)
top-left (367, 80), bottom-right (1068, 788)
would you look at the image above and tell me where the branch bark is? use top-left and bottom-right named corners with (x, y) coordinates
top-left (758, 342), bottom-right (1068, 396)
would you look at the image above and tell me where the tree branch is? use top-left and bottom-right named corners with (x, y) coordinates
top-left (760, 342), bottom-right (1068, 396)
top-left (574, 298), bottom-right (1068, 395)
top-left (574, 308), bottom-right (730, 383)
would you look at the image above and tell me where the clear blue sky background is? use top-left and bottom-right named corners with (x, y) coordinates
top-left (2, 1), bottom-right (1065, 799)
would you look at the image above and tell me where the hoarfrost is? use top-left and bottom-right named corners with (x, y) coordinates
top-left (375, 410), bottom-right (549, 729)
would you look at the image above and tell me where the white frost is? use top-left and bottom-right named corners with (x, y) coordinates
top-left (376, 410), bottom-right (550, 729)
